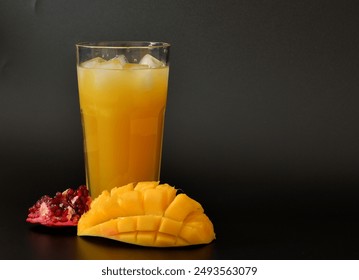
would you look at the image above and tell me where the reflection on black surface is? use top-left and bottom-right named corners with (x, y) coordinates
top-left (27, 225), bottom-right (78, 259)
top-left (76, 236), bottom-right (215, 260)
top-left (26, 225), bottom-right (215, 259)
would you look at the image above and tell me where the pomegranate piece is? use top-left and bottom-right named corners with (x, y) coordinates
top-left (26, 185), bottom-right (92, 227)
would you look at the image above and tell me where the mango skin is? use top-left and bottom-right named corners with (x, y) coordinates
top-left (77, 182), bottom-right (215, 247)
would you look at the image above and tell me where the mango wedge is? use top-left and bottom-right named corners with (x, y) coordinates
top-left (77, 182), bottom-right (215, 247)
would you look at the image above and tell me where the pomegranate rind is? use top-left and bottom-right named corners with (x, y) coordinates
top-left (26, 217), bottom-right (78, 227)
top-left (26, 185), bottom-right (91, 227)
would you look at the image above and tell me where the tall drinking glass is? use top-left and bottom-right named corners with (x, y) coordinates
top-left (76, 41), bottom-right (170, 198)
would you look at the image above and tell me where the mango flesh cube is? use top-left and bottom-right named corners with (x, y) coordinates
top-left (118, 191), bottom-right (144, 216)
top-left (117, 216), bottom-right (137, 233)
top-left (134, 181), bottom-right (159, 191)
top-left (110, 183), bottom-right (135, 196)
top-left (156, 183), bottom-right (176, 206)
top-left (159, 217), bottom-right (183, 236)
top-left (137, 232), bottom-right (156, 245)
top-left (155, 233), bottom-right (177, 247)
top-left (164, 194), bottom-right (203, 221)
top-left (115, 233), bottom-right (137, 244)
top-left (137, 215), bottom-right (161, 231)
top-left (143, 188), bottom-right (168, 215)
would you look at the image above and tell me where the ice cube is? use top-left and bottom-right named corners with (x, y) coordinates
top-left (80, 57), bottom-right (106, 68)
top-left (96, 55), bottom-right (128, 69)
top-left (113, 54), bottom-right (128, 65)
top-left (139, 54), bottom-right (165, 68)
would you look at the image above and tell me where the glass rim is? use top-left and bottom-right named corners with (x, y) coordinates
top-left (76, 41), bottom-right (170, 49)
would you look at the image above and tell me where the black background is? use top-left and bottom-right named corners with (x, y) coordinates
top-left (0, 0), bottom-right (359, 259)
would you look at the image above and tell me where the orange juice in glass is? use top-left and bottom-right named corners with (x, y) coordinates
top-left (76, 42), bottom-right (170, 198)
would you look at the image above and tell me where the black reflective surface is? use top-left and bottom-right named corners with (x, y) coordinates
top-left (2, 178), bottom-right (359, 260)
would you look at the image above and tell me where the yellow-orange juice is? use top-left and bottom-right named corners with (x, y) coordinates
top-left (77, 57), bottom-right (169, 198)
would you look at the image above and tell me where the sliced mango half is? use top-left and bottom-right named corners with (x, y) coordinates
top-left (77, 182), bottom-right (215, 247)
